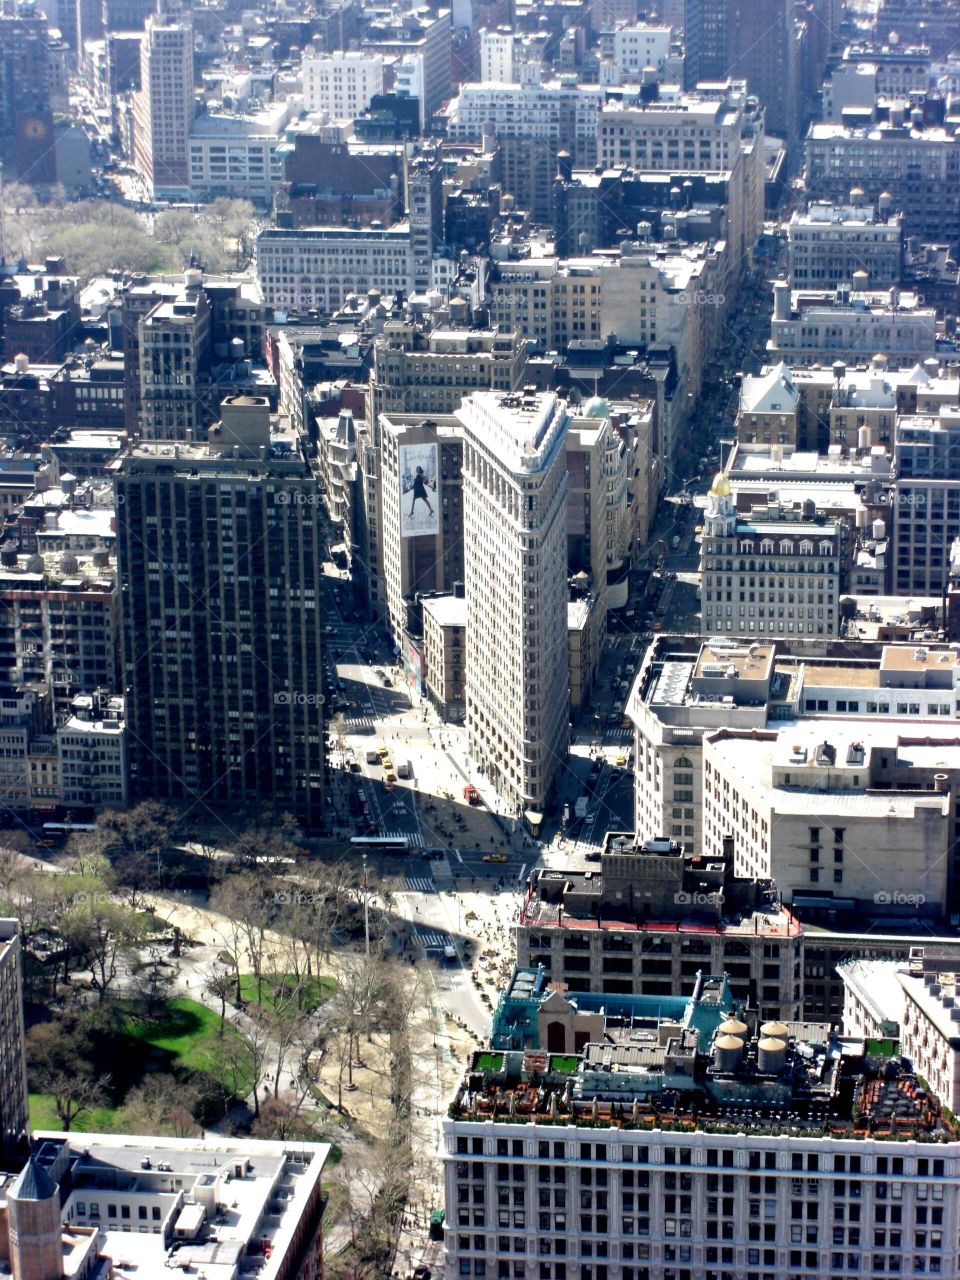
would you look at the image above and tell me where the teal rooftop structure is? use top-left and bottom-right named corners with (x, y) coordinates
top-left (491, 965), bottom-right (733, 1054)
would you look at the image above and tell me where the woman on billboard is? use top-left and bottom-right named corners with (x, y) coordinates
top-left (406, 464), bottom-right (435, 519)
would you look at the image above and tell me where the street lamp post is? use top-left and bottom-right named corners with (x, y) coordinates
top-left (362, 852), bottom-right (370, 957)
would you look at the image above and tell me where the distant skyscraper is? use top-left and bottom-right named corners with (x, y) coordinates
top-left (132, 0), bottom-right (194, 198)
top-left (138, 270), bottom-right (211, 442)
top-left (102, 0), bottom-right (156, 32)
top-left (726, 0), bottom-right (797, 141)
top-left (116, 396), bottom-right (326, 827)
top-left (75, 0), bottom-right (104, 52)
top-left (682, 0), bottom-right (728, 85)
top-left (683, 0), bottom-right (799, 140)
top-left (460, 390), bottom-right (569, 817)
top-left (405, 146), bottom-right (443, 292)
top-left (0, 920), bottom-right (29, 1162)
top-left (0, 8), bottom-right (53, 179)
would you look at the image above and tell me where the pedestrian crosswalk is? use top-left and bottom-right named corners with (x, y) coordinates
top-left (414, 930), bottom-right (448, 948)
top-left (405, 876), bottom-right (436, 893)
top-left (346, 712), bottom-right (380, 731)
top-left (604, 726), bottom-right (633, 743)
top-left (381, 828), bottom-right (424, 848)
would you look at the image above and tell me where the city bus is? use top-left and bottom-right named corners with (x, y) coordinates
top-left (349, 835), bottom-right (410, 855)
top-left (42, 822), bottom-right (98, 836)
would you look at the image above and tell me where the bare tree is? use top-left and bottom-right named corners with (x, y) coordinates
top-left (28, 1020), bottom-right (110, 1131)
top-left (201, 197), bottom-right (257, 269)
top-left (251, 1095), bottom-right (320, 1142)
top-left (264, 973), bottom-right (317, 1098)
top-left (212, 872), bottom-right (272, 1002)
top-left (44, 1071), bottom-right (110, 1131)
top-left (188, 838), bottom-right (224, 892)
top-left (204, 1002), bottom-right (271, 1120)
top-left (204, 962), bottom-right (234, 1034)
top-left (130, 945), bottom-right (179, 1020)
top-left (333, 1137), bottom-right (412, 1268)
top-left (0, 837), bottom-right (30, 904)
top-left (70, 896), bottom-right (152, 1002)
top-left (153, 208), bottom-right (198, 246)
top-left (97, 801), bottom-right (177, 898)
top-left (65, 827), bottom-right (115, 881)
top-left (323, 1015), bottom-right (354, 1114)
top-left (118, 1074), bottom-right (200, 1137)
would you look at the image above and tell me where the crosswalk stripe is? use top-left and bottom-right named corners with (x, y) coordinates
top-left (415, 931), bottom-right (446, 947)
top-left (380, 829), bottom-right (424, 848)
top-left (405, 877), bottom-right (436, 893)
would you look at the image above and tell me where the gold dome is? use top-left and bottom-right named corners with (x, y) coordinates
top-left (710, 471), bottom-right (731, 498)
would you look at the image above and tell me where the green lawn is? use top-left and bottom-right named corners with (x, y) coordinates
top-left (30, 998), bottom-right (258, 1135)
top-left (29, 1092), bottom-right (120, 1133)
top-left (122, 998), bottom-right (254, 1087)
top-left (238, 973), bottom-right (337, 1012)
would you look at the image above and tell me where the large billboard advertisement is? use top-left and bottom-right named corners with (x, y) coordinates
top-left (399, 442), bottom-right (439, 538)
top-left (403, 634), bottom-right (424, 700)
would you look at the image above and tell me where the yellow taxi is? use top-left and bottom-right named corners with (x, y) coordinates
top-left (483, 853), bottom-right (509, 863)
top-left (615, 753), bottom-right (627, 767)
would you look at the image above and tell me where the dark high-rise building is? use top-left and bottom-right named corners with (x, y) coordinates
top-left (116, 395), bottom-right (326, 828)
top-left (727, 0), bottom-right (797, 140)
top-left (683, 0), bottom-right (728, 86)
top-left (102, 0), bottom-right (154, 31)
top-left (683, 0), bottom-right (800, 140)
top-left (0, 9), bottom-right (53, 176)
top-left (0, 920), bottom-right (29, 1162)
top-left (75, 0), bottom-right (104, 51)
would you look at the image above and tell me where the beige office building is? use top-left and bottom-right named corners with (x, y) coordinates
top-left (132, 0), bottom-right (194, 198)
top-left (460, 390), bottom-right (570, 817)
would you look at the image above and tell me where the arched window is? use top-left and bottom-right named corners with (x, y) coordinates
top-left (675, 756), bottom-right (693, 769)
